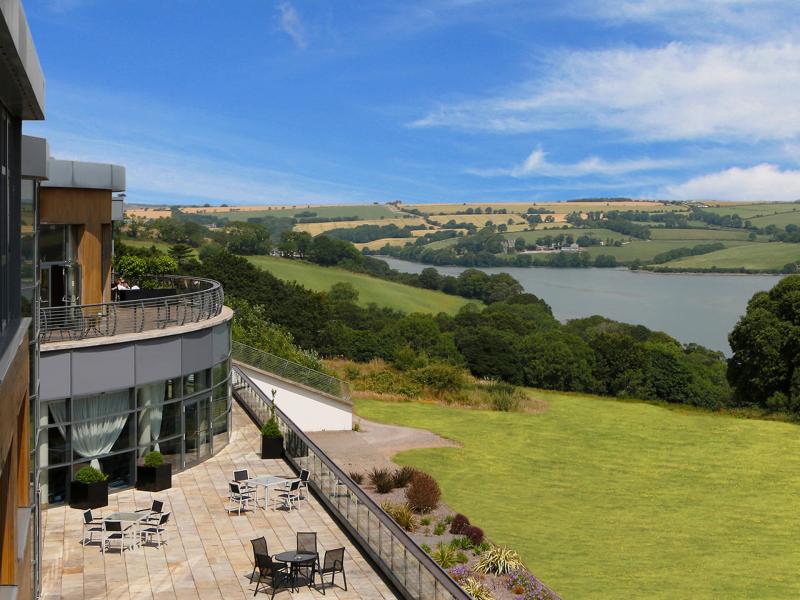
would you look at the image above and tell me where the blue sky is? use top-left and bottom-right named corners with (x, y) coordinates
top-left (22, 0), bottom-right (800, 205)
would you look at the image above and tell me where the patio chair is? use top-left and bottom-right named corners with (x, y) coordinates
top-left (81, 510), bottom-right (103, 546)
top-left (295, 531), bottom-right (319, 584)
top-left (234, 469), bottom-right (254, 491)
top-left (250, 536), bottom-right (270, 583)
top-left (273, 479), bottom-right (301, 511)
top-left (228, 481), bottom-right (254, 515)
top-left (135, 499), bottom-right (164, 523)
top-left (253, 552), bottom-right (292, 598)
top-left (298, 469), bottom-right (310, 501)
top-left (318, 547), bottom-right (347, 594)
top-left (141, 512), bottom-right (170, 547)
top-left (102, 520), bottom-right (136, 554)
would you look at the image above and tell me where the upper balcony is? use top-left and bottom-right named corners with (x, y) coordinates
top-left (39, 275), bottom-right (225, 347)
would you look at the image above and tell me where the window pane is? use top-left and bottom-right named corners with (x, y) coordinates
top-left (39, 224), bottom-right (66, 263)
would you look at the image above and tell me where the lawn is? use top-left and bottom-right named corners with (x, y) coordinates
top-left (664, 242), bottom-right (800, 270)
top-left (246, 255), bottom-right (478, 314)
top-left (355, 394), bottom-right (800, 599)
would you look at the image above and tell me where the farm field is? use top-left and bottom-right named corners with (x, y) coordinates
top-left (747, 210), bottom-right (800, 229)
top-left (294, 217), bottom-right (426, 235)
top-left (355, 394), bottom-right (800, 599)
top-left (583, 239), bottom-right (751, 263)
top-left (245, 255), bottom-right (478, 314)
top-left (503, 228), bottom-right (627, 244)
top-left (355, 237), bottom-right (417, 250)
top-left (699, 202), bottom-right (799, 219)
top-left (664, 242), bottom-right (800, 270)
top-left (406, 200), bottom-right (687, 215)
top-left (648, 228), bottom-right (754, 241)
top-left (427, 213), bottom-right (530, 226)
top-left (181, 203), bottom-right (398, 220)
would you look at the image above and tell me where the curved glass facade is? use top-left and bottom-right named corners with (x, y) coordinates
top-left (38, 358), bottom-right (231, 506)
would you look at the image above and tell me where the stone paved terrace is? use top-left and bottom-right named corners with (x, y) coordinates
top-left (41, 406), bottom-right (396, 600)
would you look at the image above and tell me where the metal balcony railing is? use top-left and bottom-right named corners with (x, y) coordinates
top-left (231, 341), bottom-right (351, 403)
top-left (39, 275), bottom-right (224, 343)
top-left (231, 366), bottom-right (471, 600)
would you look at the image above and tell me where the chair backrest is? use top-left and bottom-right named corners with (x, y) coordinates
top-left (296, 532), bottom-right (317, 554)
top-left (289, 479), bottom-right (300, 492)
top-left (152, 499), bottom-right (164, 513)
top-left (233, 469), bottom-right (249, 482)
top-left (229, 481), bottom-right (240, 495)
top-left (159, 512), bottom-right (171, 526)
top-left (299, 469), bottom-right (309, 483)
top-left (83, 510), bottom-right (93, 524)
top-left (250, 536), bottom-right (268, 558)
top-left (104, 520), bottom-right (121, 532)
top-left (323, 547), bottom-right (345, 571)
top-left (254, 552), bottom-right (272, 572)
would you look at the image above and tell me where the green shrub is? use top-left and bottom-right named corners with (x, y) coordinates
top-left (420, 516), bottom-right (432, 526)
top-left (487, 380), bottom-right (522, 412)
top-left (462, 577), bottom-right (494, 600)
top-left (442, 514), bottom-right (454, 525)
top-left (393, 465), bottom-right (417, 488)
top-left (381, 502), bottom-right (417, 532)
top-left (449, 536), bottom-right (473, 550)
top-left (349, 471), bottom-right (364, 485)
top-left (474, 545), bottom-right (523, 575)
top-left (369, 467), bottom-right (394, 493)
top-left (352, 421), bottom-right (361, 432)
top-left (411, 364), bottom-right (467, 395)
top-left (455, 551), bottom-right (469, 565)
top-left (260, 417), bottom-right (282, 438)
top-left (74, 466), bottom-right (107, 484)
top-left (433, 521), bottom-right (447, 536)
top-left (431, 543), bottom-right (459, 568)
top-left (406, 470), bottom-right (441, 513)
top-left (421, 543), bottom-right (432, 553)
top-left (142, 451), bottom-right (164, 468)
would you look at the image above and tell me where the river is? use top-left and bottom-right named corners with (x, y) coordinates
top-left (377, 257), bottom-right (783, 354)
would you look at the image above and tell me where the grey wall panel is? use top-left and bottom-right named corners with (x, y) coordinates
top-left (72, 344), bottom-right (135, 396)
top-left (135, 336), bottom-right (182, 385)
top-left (40, 351), bottom-right (71, 401)
top-left (212, 322), bottom-right (231, 363)
top-left (182, 329), bottom-right (213, 375)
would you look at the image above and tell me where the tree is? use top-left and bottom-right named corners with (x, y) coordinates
top-left (168, 243), bottom-right (194, 265)
top-left (727, 275), bottom-right (800, 411)
top-left (514, 237), bottom-right (526, 252)
top-left (418, 267), bottom-right (443, 290)
top-left (221, 221), bottom-right (271, 255)
top-left (328, 282), bottom-right (359, 304)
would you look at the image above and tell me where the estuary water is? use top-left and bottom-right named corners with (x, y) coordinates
top-left (377, 257), bottom-right (783, 354)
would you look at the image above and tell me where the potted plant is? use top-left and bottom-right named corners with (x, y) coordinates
top-left (70, 466), bottom-right (108, 510)
top-left (136, 451), bottom-right (172, 492)
top-left (260, 417), bottom-right (283, 459)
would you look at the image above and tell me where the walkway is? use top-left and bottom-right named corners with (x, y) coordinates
top-left (40, 406), bottom-right (396, 600)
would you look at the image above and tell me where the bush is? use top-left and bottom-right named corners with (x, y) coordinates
top-left (381, 502), bottom-right (416, 532)
top-left (448, 565), bottom-right (471, 583)
top-left (74, 466), bottom-right (107, 484)
top-left (142, 451), bottom-right (164, 468)
top-left (349, 471), bottom-right (364, 485)
top-left (420, 516), bottom-right (431, 526)
top-left (462, 577), bottom-right (494, 600)
top-left (433, 521), bottom-right (447, 536)
top-left (449, 536), bottom-right (472, 550)
top-left (455, 551), bottom-right (469, 564)
top-left (406, 470), bottom-right (441, 513)
top-left (487, 380), bottom-right (521, 412)
top-left (369, 467), bottom-right (394, 493)
top-left (421, 543), bottom-right (432, 553)
top-left (464, 525), bottom-right (485, 546)
top-left (450, 513), bottom-right (470, 534)
top-left (475, 545), bottom-right (523, 575)
top-left (393, 465), bottom-right (417, 488)
top-left (411, 364), bottom-right (467, 395)
top-left (261, 417), bottom-right (282, 438)
top-left (431, 543), bottom-right (459, 568)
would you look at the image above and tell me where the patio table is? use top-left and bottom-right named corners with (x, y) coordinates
top-left (104, 511), bottom-right (151, 550)
top-left (247, 475), bottom-right (291, 509)
top-left (274, 550), bottom-right (318, 591)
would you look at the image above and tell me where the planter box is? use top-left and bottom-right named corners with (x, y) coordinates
top-left (69, 480), bottom-right (108, 510)
top-left (136, 464), bottom-right (172, 492)
top-left (261, 436), bottom-right (283, 459)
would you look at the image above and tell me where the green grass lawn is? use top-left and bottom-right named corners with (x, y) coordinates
top-left (664, 242), bottom-right (800, 269)
top-left (355, 394), bottom-right (800, 599)
top-left (246, 255), bottom-right (478, 314)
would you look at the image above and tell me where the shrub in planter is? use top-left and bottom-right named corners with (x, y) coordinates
top-left (70, 466), bottom-right (108, 510)
top-left (369, 467), bottom-right (394, 493)
top-left (260, 417), bottom-right (283, 459)
top-left (450, 513), bottom-right (470, 535)
top-left (406, 470), bottom-right (441, 513)
top-left (464, 525), bottom-right (485, 546)
top-left (136, 451), bottom-right (172, 492)
top-left (381, 502), bottom-right (417, 532)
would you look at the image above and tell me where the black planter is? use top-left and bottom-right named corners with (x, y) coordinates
top-left (136, 464), bottom-right (172, 492)
top-left (261, 436), bottom-right (283, 459)
top-left (69, 480), bottom-right (108, 510)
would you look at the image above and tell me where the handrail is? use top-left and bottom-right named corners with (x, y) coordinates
top-left (39, 275), bottom-right (224, 343)
top-left (231, 366), bottom-right (471, 600)
top-left (232, 341), bottom-right (351, 403)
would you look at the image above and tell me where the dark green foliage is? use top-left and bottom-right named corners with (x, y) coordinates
top-left (651, 242), bottom-right (725, 265)
top-left (219, 221), bottom-right (271, 255)
top-left (411, 364), bottom-right (466, 395)
top-left (450, 513), bottom-right (470, 534)
top-left (728, 275), bottom-right (800, 412)
top-left (406, 470), bottom-right (441, 513)
top-left (325, 223), bottom-right (423, 243)
top-left (369, 468), bottom-right (394, 493)
top-left (433, 521), bottom-right (447, 536)
top-left (393, 466), bottom-right (417, 488)
top-left (261, 417), bottom-right (282, 438)
top-left (143, 451), bottom-right (164, 468)
top-left (74, 466), bottom-right (107, 484)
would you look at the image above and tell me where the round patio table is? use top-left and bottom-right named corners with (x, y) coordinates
top-left (274, 550), bottom-right (318, 591)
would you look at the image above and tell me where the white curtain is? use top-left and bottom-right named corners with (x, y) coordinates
top-left (138, 381), bottom-right (166, 455)
top-left (50, 391), bottom-right (130, 470)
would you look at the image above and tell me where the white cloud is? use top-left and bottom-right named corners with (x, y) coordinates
top-left (664, 164), bottom-right (800, 201)
top-left (278, 2), bottom-right (308, 49)
top-left (412, 42), bottom-right (800, 142)
top-left (467, 146), bottom-right (681, 178)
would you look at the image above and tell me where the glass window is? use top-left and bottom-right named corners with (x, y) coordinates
top-left (212, 381), bottom-right (228, 401)
top-left (137, 380), bottom-right (167, 407)
top-left (39, 224), bottom-right (67, 263)
top-left (99, 451), bottom-right (134, 490)
top-left (46, 425), bottom-right (69, 466)
top-left (155, 436), bottom-right (182, 470)
top-left (44, 467), bottom-right (68, 506)
top-left (212, 414), bottom-right (229, 451)
top-left (183, 369), bottom-right (210, 395)
top-left (212, 359), bottom-right (229, 386)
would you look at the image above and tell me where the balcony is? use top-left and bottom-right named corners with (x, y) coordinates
top-left (39, 275), bottom-right (224, 345)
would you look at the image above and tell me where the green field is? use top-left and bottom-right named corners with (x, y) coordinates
top-left (664, 242), bottom-right (800, 270)
top-left (747, 210), bottom-right (800, 229)
top-left (699, 202), bottom-right (799, 218)
top-left (120, 238), bottom-right (199, 257)
top-left (209, 204), bottom-right (397, 221)
top-left (246, 255), bottom-right (478, 314)
top-left (648, 227), bottom-right (754, 241)
top-left (584, 239), bottom-right (751, 263)
top-left (356, 395), bottom-right (800, 599)
top-left (503, 228), bottom-right (627, 244)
